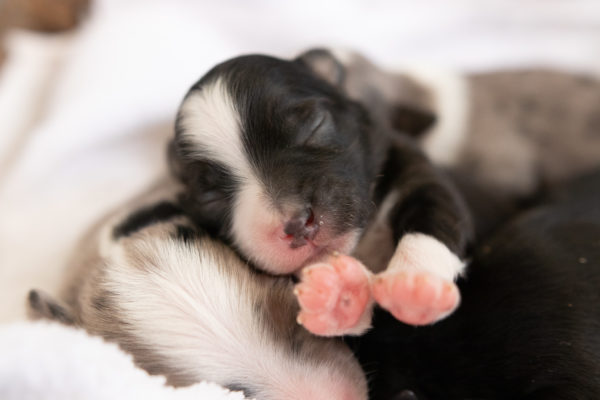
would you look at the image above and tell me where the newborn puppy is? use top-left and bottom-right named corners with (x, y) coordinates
top-left (329, 49), bottom-right (600, 202)
top-left (28, 179), bottom-right (368, 400)
top-left (169, 53), bottom-right (472, 335)
top-left (352, 170), bottom-right (600, 400)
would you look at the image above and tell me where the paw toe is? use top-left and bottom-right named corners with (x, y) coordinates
top-left (295, 255), bottom-right (372, 336)
top-left (372, 271), bottom-right (460, 326)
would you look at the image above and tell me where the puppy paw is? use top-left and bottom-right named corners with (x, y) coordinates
top-left (295, 253), bottom-right (372, 336)
top-left (371, 270), bottom-right (459, 326)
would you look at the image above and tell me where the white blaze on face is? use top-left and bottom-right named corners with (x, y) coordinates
top-left (179, 78), bottom-right (251, 179)
top-left (179, 78), bottom-right (302, 273)
top-left (179, 78), bottom-right (360, 274)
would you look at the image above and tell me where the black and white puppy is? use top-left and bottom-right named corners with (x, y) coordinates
top-left (28, 179), bottom-right (368, 400)
top-left (169, 52), bottom-right (472, 336)
top-left (352, 170), bottom-right (600, 400)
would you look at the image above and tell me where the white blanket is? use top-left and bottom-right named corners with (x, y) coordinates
top-left (0, 321), bottom-right (246, 400)
top-left (1, 0), bottom-right (599, 398)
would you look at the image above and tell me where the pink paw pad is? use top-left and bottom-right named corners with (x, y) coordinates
top-left (295, 253), bottom-right (371, 336)
top-left (371, 270), bottom-right (460, 326)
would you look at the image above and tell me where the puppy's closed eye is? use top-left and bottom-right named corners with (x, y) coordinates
top-left (303, 109), bottom-right (336, 147)
top-left (286, 101), bottom-right (337, 147)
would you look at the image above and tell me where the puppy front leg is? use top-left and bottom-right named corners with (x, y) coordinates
top-left (295, 253), bottom-right (374, 337)
top-left (371, 142), bottom-right (472, 326)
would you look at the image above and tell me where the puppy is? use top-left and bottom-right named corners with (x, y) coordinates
top-left (329, 49), bottom-right (600, 203)
top-left (28, 179), bottom-right (368, 400)
top-left (169, 52), bottom-right (473, 336)
top-left (351, 170), bottom-right (600, 400)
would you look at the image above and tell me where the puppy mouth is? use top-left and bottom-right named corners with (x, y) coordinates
top-left (278, 223), bottom-right (359, 264)
top-left (281, 208), bottom-right (321, 249)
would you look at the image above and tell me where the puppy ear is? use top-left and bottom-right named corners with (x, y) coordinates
top-left (27, 289), bottom-right (74, 325)
top-left (390, 104), bottom-right (437, 137)
top-left (296, 48), bottom-right (345, 87)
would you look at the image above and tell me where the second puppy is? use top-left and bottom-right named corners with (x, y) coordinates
top-left (353, 170), bottom-right (600, 400)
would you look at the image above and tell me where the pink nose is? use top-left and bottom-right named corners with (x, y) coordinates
top-left (283, 208), bottom-right (319, 248)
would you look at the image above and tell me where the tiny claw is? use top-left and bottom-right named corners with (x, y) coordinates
top-left (296, 314), bottom-right (304, 325)
top-left (293, 287), bottom-right (301, 296)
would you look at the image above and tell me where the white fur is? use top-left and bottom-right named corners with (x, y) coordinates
top-left (329, 48), bottom-right (357, 65)
top-left (231, 179), bottom-right (294, 273)
top-left (0, 321), bottom-right (245, 400)
top-left (179, 78), bottom-right (252, 179)
top-left (106, 235), bottom-right (268, 385)
top-left (106, 233), bottom-right (365, 400)
top-left (179, 80), bottom-right (305, 273)
top-left (404, 68), bottom-right (470, 167)
top-left (387, 233), bottom-right (466, 281)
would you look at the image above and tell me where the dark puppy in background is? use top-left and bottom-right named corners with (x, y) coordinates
top-left (169, 52), bottom-right (473, 336)
top-left (28, 179), bottom-right (368, 400)
top-left (353, 170), bottom-right (600, 400)
top-left (330, 49), bottom-right (600, 209)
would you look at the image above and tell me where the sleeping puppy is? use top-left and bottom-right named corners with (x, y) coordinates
top-left (168, 52), bottom-right (473, 336)
top-left (352, 170), bottom-right (600, 400)
top-left (27, 179), bottom-right (368, 400)
top-left (327, 49), bottom-right (600, 203)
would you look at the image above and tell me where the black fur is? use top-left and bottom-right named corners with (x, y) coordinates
top-left (375, 140), bottom-right (472, 256)
top-left (113, 201), bottom-right (183, 239)
top-left (390, 104), bottom-right (437, 138)
top-left (352, 171), bottom-right (600, 400)
top-left (173, 224), bottom-right (201, 243)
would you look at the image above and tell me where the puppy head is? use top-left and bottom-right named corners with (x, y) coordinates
top-left (171, 54), bottom-right (384, 274)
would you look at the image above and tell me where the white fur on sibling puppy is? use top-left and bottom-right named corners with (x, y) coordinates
top-left (387, 233), bottom-right (466, 281)
top-left (402, 68), bottom-right (470, 167)
top-left (106, 234), bottom-right (290, 388)
top-left (105, 230), bottom-right (363, 400)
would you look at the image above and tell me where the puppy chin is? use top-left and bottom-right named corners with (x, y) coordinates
top-left (235, 224), bottom-right (361, 275)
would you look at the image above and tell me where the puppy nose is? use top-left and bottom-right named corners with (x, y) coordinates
top-left (284, 208), bottom-right (319, 248)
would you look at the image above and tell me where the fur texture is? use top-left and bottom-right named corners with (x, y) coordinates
top-left (28, 179), bottom-right (368, 400)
